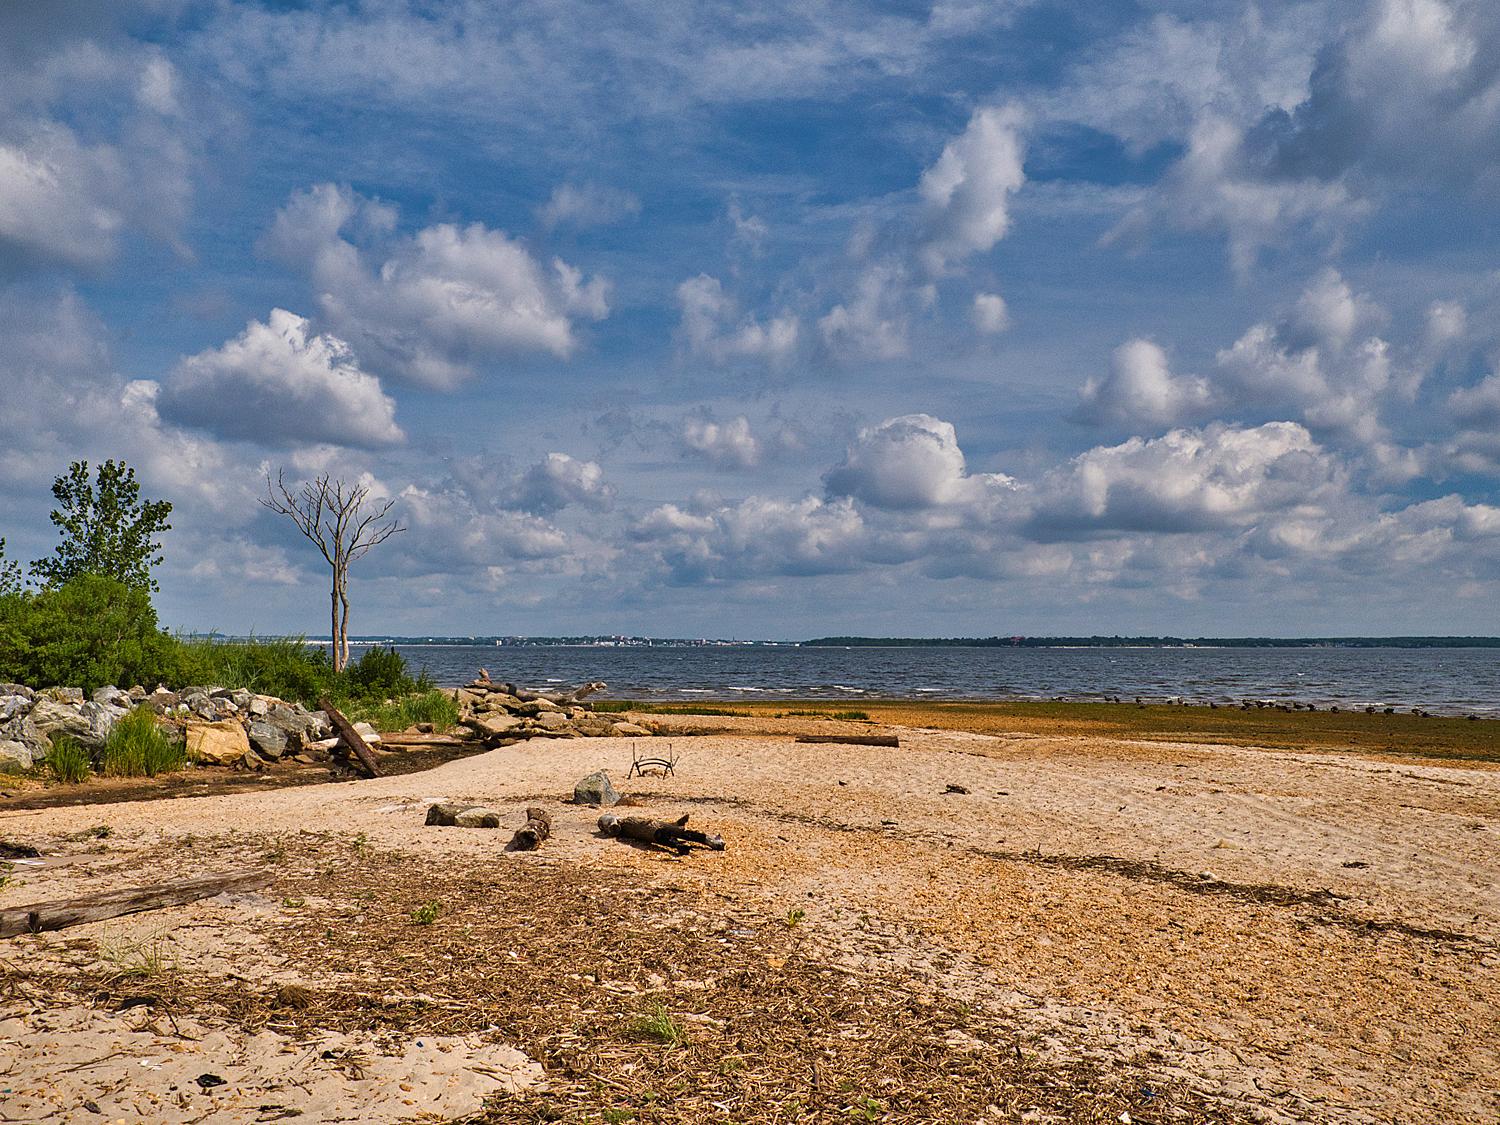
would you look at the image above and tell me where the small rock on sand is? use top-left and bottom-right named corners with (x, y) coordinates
top-left (573, 769), bottom-right (620, 807)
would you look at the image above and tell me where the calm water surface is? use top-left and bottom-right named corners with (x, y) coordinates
top-left (365, 644), bottom-right (1500, 716)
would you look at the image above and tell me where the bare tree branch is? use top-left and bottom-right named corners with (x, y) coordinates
top-left (261, 470), bottom-right (406, 672)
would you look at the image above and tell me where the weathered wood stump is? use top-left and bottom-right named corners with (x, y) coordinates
top-left (509, 807), bottom-right (552, 850)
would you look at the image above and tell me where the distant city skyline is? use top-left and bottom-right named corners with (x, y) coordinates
top-left (2, 1), bottom-right (1497, 638)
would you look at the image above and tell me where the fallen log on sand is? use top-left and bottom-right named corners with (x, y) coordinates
top-left (1, 870), bottom-right (271, 939)
top-left (319, 697), bottom-right (381, 778)
top-left (598, 812), bottom-right (725, 855)
top-left (795, 734), bottom-right (899, 748)
top-left (509, 807), bottom-right (552, 851)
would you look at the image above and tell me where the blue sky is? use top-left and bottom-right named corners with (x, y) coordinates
top-left (2, 0), bottom-right (1498, 638)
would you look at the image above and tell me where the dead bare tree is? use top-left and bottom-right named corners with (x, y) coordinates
top-left (261, 471), bottom-right (405, 672)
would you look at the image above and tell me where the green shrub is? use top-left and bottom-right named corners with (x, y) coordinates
top-left (0, 575), bottom-right (174, 692)
top-left (100, 707), bottom-right (184, 777)
top-left (46, 736), bottom-right (92, 784)
top-left (344, 645), bottom-right (419, 700)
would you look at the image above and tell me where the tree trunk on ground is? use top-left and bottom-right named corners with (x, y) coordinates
top-left (1, 870), bottom-right (271, 938)
top-left (795, 734), bottom-right (899, 747)
top-left (509, 808), bottom-right (552, 850)
top-left (598, 813), bottom-right (725, 854)
top-left (319, 697), bottom-right (381, 778)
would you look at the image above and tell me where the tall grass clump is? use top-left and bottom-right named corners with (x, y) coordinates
top-left (168, 635), bottom-right (335, 704)
top-left (348, 689), bottom-right (459, 732)
top-left (46, 735), bottom-right (92, 784)
top-left (101, 707), bottom-right (184, 777)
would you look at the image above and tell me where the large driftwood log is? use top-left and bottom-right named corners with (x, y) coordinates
top-left (795, 734), bottom-right (899, 748)
top-left (598, 812), bottom-right (724, 854)
top-left (495, 680), bottom-right (607, 705)
top-left (509, 807), bottom-right (552, 850)
top-left (319, 697), bottom-right (381, 777)
top-left (1, 870), bottom-right (271, 939)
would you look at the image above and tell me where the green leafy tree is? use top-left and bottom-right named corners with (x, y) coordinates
top-left (0, 538), bottom-right (22, 596)
top-left (31, 461), bottom-right (173, 593)
top-left (0, 575), bottom-right (174, 692)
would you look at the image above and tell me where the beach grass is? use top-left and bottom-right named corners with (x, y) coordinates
top-left (344, 689), bottom-right (460, 733)
top-left (100, 707), bottom-right (186, 777)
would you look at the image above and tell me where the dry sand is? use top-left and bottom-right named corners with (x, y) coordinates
top-left (1, 718), bottom-right (1496, 1123)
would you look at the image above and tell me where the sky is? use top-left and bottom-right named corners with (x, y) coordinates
top-left (2, 0), bottom-right (1499, 640)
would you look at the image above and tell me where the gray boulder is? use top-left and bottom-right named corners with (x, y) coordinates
top-left (0, 714), bottom-right (50, 761)
top-left (425, 800), bottom-right (504, 828)
top-left (247, 720), bottom-right (288, 760)
top-left (29, 698), bottom-right (93, 746)
top-left (79, 701), bottom-right (128, 748)
top-left (0, 694), bottom-right (30, 723)
top-left (573, 769), bottom-right (619, 807)
top-left (0, 739), bottom-right (33, 772)
top-left (41, 687), bottom-right (84, 704)
top-left (182, 692), bottom-right (220, 721)
top-left (0, 684), bottom-right (33, 700)
top-left (92, 686), bottom-right (132, 708)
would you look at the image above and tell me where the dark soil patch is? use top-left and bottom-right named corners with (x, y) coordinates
top-left (0, 742), bottom-right (490, 812)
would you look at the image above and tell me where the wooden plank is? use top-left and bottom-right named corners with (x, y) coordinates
top-left (318, 697), bottom-right (381, 778)
top-left (795, 734), bottom-right (899, 747)
top-left (1, 869), bottom-right (271, 939)
top-left (376, 734), bottom-right (472, 749)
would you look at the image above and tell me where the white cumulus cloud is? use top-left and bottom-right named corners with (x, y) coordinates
top-left (1075, 338), bottom-right (1213, 429)
top-left (824, 414), bottom-right (1015, 511)
top-left (158, 309), bottom-right (403, 449)
top-left (263, 183), bottom-right (610, 389)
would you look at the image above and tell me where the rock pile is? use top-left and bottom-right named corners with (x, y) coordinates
top-left (0, 682), bottom-right (342, 773)
top-left (450, 678), bottom-right (652, 744)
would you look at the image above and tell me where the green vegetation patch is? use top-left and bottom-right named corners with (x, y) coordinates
top-left (100, 707), bottom-right (185, 777)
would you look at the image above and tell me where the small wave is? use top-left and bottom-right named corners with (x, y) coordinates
top-left (727, 686), bottom-right (768, 692)
top-left (832, 685), bottom-right (867, 693)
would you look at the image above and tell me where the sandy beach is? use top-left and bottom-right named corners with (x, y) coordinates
top-left (1, 713), bottom-right (1496, 1124)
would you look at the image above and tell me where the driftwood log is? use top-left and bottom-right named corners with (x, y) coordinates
top-left (598, 812), bottom-right (725, 854)
top-left (319, 697), bottom-right (381, 777)
top-left (795, 734), bottom-right (899, 748)
top-left (495, 680), bottom-right (607, 706)
top-left (509, 807), bottom-right (552, 850)
top-left (0, 869), bottom-right (271, 939)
